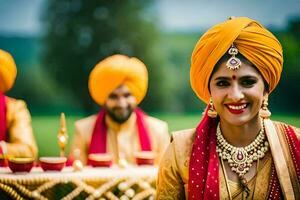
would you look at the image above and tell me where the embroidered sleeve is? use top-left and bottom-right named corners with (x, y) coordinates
top-left (6, 99), bottom-right (38, 158)
top-left (156, 141), bottom-right (185, 199)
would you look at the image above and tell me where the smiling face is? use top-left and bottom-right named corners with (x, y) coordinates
top-left (104, 84), bottom-right (137, 124)
top-left (209, 58), bottom-right (267, 126)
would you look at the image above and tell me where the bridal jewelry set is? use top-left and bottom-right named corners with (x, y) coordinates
top-left (216, 120), bottom-right (269, 178)
top-left (213, 43), bottom-right (271, 199)
top-left (216, 44), bottom-right (270, 179)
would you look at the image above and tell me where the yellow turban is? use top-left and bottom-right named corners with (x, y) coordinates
top-left (89, 54), bottom-right (148, 105)
top-left (0, 49), bottom-right (17, 93)
top-left (190, 17), bottom-right (283, 104)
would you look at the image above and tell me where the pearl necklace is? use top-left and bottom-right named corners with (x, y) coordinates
top-left (216, 120), bottom-right (269, 178)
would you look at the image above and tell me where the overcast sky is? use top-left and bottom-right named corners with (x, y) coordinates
top-left (0, 0), bottom-right (300, 36)
top-left (157, 0), bottom-right (300, 31)
top-left (0, 0), bottom-right (43, 36)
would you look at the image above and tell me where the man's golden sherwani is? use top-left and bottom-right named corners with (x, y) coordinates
top-left (2, 97), bottom-right (38, 158)
top-left (69, 112), bottom-right (170, 165)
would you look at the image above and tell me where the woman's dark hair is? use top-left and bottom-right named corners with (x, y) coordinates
top-left (208, 53), bottom-right (270, 93)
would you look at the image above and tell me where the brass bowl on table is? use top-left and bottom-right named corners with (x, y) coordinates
top-left (134, 151), bottom-right (155, 166)
top-left (88, 153), bottom-right (112, 167)
top-left (8, 157), bottom-right (35, 173)
top-left (39, 157), bottom-right (67, 171)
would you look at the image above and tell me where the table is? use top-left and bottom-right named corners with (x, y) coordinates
top-left (0, 166), bottom-right (157, 200)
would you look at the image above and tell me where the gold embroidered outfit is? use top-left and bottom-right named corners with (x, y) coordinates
top-left (156, 121), bottom-right (300, 199)
top-left (70, 112), bottom-right (169, 165)
top-left (1, 97), bottom-right (38, 158)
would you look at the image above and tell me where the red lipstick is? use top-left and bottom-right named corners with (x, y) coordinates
top-left (225, 103), bottom-right (248, 114)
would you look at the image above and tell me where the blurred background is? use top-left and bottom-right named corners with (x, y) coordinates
top-left (1, 0), bottom-right (300, 156)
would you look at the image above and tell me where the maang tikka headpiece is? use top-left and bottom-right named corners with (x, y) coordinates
top-left (226, 44), bottom-right (241, 70)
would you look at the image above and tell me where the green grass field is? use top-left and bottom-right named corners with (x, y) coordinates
top-left (32, 114), bottom-right (300, 157)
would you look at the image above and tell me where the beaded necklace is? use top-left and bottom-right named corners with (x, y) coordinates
top-left (216, 119), bottom-right (269, 192)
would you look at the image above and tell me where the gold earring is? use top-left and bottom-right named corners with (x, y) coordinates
top-left (259, 96), bottom-right (271, 119)
top-left (208, 98), bottom-right (218, 118)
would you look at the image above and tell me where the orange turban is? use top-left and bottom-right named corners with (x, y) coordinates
top-left (89, 54), bottom-right (148, 105)
top-left (190, 17), bottom-right (283, 104)
top-left (0, 49), bottom-right (17, 93)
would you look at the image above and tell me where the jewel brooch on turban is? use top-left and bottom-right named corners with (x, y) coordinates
top-left (226, 44), bottom-right (241, 70)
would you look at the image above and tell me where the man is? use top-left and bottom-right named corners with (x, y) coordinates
top-left (0, 49), bottom-right (38, 159)
top-left (69, 54), bottom-right (169, 165)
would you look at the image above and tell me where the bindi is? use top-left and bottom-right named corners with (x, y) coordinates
top-left (232, 75), bottom-right (236, 80)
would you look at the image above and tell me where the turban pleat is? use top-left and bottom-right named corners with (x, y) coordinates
top-left (190, 17), bottom-right (283, 103)
top-left (0, 49), bottom-right (17, 93)
top-left (89, 55), bottom-right (148, 105)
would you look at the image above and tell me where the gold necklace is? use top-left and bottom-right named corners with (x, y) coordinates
top-left (216, 120), bottom-right (269, 179)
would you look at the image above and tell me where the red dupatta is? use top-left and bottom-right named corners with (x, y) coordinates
top-left (265, 124), bottom-right (300, 199)
top-left (0, 93), bottom-right (6, 142)
top-left (188, 106), bottom-right (219, 200)
top-left (188, 105), bottom-right (300, 199)
top-left (88, 108), bottom-right (152, 163)
top-left (284, 125), bottom-right (300, 179)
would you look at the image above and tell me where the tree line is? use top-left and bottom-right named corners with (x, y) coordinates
top-left (4, 1), bottom-right (300, 115)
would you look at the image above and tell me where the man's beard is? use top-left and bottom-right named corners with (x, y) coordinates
top-left (105, 106), bottom-right (134, 124)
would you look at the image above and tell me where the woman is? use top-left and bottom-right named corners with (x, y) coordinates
top-left (156, 17), bottom-right (300, 199)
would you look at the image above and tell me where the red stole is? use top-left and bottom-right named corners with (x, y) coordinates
top-left (188, 106), bottom-right (300, 199)
top-left (88, 108), bottom-right (152, 163)
top-left (0, 94), bottom-right (6, 142)
top-left (188, 107), bottom-right (219, 200)
top-left (284, 125), bottom-right (300, 180)
top-left (267, 125), bottom-right (300, 199)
